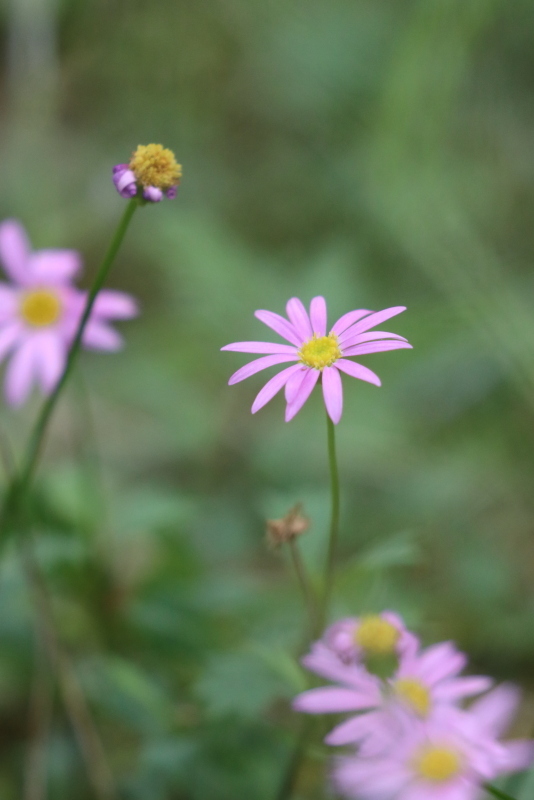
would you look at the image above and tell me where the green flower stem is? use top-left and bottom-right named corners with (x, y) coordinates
top-left (275, 718), bottom-right (316, 800)
top-left (484, 784), bottom-right (519, 800)
top-left (288, 538), bottom-right (318, 639)
top-left (1, 198), bottom-right (138, 531)
top-left (274, 414), bottom-right (342, 800)
top-left (318, 412), bottom-right (340, 632)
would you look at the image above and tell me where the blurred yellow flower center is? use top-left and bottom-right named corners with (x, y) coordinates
top-left (299, 334), bottom-right (341, 369)
top-left (395, 679), bottom-right (431, 717)
top-left (354, 616), bottom-right (400, 654)
top-left (129, 144), bottom-right (182, 189)
top-left (414, 746), bottom-right (461, 783)
top-left (21, 290), bottom-right (62, 327)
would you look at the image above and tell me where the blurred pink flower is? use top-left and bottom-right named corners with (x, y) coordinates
top-left (317, 612), bottom-right (419, 667)
top-left (294, 616), bottom-right (494, 760)
top-left (221, 296), bottom-right (411, 423)
top-left (333, 686), bottom-right (534, 800)
top-left (0, 219), bottom-right (138, 406)
top-left (294, 613), bottom-right (419, 757)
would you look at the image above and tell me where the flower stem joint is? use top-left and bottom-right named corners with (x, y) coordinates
top-left (113, 144), bottom-right (182, 203)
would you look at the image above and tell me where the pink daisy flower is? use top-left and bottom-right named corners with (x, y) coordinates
top-left (333, 686), bottom-right (534, 800)
top-left (0, 219), bottom-right (138, 406)
top-left (221, 297), bottom-right (412, 423)
top-left (322, 642), bottom-right (492, 751)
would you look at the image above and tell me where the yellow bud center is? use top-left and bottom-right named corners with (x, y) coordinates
top-left (395, 679), bottom-right (431, 717)
top-left (20, 290), bottom-right (62, 327)
top-left (129, 144), bottom-right (182, 190)
top-left (299, 334), bottom-right (341, 370)
top-left (354, 616), bottom-right (400, 655)
top-left (415, 746), bottom-right (461, 783)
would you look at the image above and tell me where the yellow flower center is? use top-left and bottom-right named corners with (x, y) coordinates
top-left (395, 679), bottom-right (431, 717)
top-left (414, 746), bottom-right (462, 783)
top-left (20, 289), bottom-right (62, 327)
top-left (354, 615), bottom-right (400, 655)
top-left (299, 334), bottom-right (341, 370)
top-left (129, 144), bottom-right (182, 190)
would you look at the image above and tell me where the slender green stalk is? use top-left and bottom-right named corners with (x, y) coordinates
top-left (275, 718), bottom-right (315, 800)
top-left (23, 622), bottom-right (52, 800)
top-left (1, 198), bottom-right (138, 532)
top-left (318, 412), bottom-right (340, 631)
top-left (288, 538), bottom-right (318, 640)
top-left (484, 784), bottom-right (518, 800)
top-left (275, 415), bottom-right (342, 800)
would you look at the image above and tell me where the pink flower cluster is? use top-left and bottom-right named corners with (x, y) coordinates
top-left (294, 612), bottom-right (534, 800)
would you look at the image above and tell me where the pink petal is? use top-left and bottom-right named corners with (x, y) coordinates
top-left (322, 366), bottom-right (343, 424)
top-left (339, 329), bottom-right (408, 346)
top-left (92, 290), bottom-right (138, 319)
top-left (0, 322), bottom-right (22, 362)
top-left (285, 368), bottom-right (319, 421)
top-left (286, 298), bottom-right (313, 340)
top-left (330, 308), bottom-right (373, 336)
top-left (251, 364), bottom-right (303, 414)
top-left (228, 354), bottom-right (297, 385)
top-left (344, 306), bottom-right (406, 336)
top-left (325, 712), bottom-right (383, 746)
top-left (33, 332), bottom-right (66, 392)
top-left (28, 250), bottom-right (81, 284)
top-left (0, 219), bottom-right (32, 284)
top-left (334, 758), bottom-right (410, 797)
top-left (301, 645), bottom-right (377, 688)
top-left (416, 642), bottom-right (467, 684)
top-left (293, 687), bottom-right (376, 714)
top-left (82, 321), bottom-right (123, 351)
top-left (285, 366), bottom-right (307, 403)
top-left (254, 310), bottom-right (302, 346)
top-left (309, 296), bottom-right (327, 336)
top-left (499, 740), bottom-right (534, 772)
top-left (0, 284), bottom-right (18, 320)
top-left (435, 676), bottom-right (493, 701)
top-left (342, 341), bottom-right (413, 356)
top-left (221, 341), bottom-right (298, 355)
top-left (335, 358), bottom-right (381, 386)
top-left (4, 338), bottom-right (39, 406)
top-left (401, 784), bottom-right (475, 800)
top-left (470, 684), bottom-right (521, 737)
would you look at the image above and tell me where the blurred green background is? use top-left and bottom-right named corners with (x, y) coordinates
top-left (1, 0), bottom-right (534, 797)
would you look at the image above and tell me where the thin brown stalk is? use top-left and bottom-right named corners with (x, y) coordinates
top-left (0, 425), bottom-right (16, 479)
top-left (23, 629), bottom-right (53, 800)
top-left (21, 538), bottom-right (117, 800)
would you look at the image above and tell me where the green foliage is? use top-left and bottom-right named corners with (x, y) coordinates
top-left (1, 0), bottom-right (534, 796)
